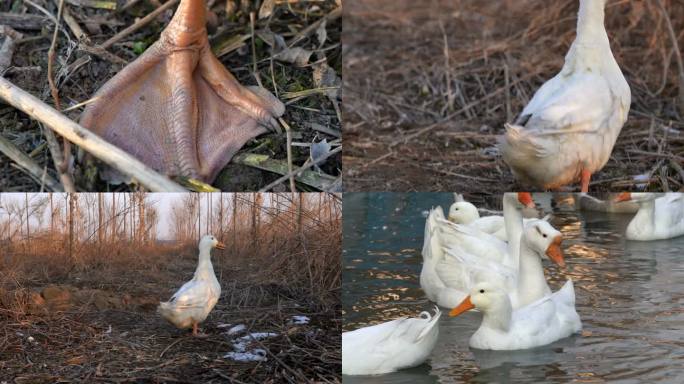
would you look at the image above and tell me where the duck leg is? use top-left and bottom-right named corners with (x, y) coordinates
top-left (580, 169), bottom-right (591, 193)
top-left (80, 0), bottom-right (284, 183)
top-left (192, 322), bottom-right (198, 336)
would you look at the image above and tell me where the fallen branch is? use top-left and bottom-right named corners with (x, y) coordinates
top-left (0, 77), bottom-right (185, 191)
top-left (100, 0), bottom-right (180, 50)
top-left (0, 134), bottom-right (63, 191)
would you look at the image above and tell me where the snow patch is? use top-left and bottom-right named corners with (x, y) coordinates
top-left (290, 315), bottom-right (310, 325)
top-left (223, 332), bottom-right (278, 362)
top-left (226, 324), bottom-right (246, 335)
top-left (223, 349), bottom-right (267, 362)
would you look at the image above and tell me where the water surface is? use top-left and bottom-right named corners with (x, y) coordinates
top-left (342, 193), bottom-right (684, 383)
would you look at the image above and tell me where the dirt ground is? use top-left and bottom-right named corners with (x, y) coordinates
top-left (0, 244), bottom-right (341, 383)
top-left (343, 0), bottom-right (684, 193)
top-left (0, 0), bottom-right (341, 192)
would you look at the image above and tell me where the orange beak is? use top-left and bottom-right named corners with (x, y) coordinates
top-left (215, 242), bottom-right (226, 250)
top-left (518, 192), bottom-right (535, 209)
top-left (614, 192), bottom-right (631, 203)
top-left (449, 296), bottom-right (475, 317)
top-left (545, 235), bottom-right (565, 267)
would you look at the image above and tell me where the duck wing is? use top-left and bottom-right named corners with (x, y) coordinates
top-left (518, 73), bottom-right (613, 136)
top-left (168, 279), bottom-right (213, 309)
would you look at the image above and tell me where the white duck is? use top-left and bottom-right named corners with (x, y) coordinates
top-left (450, 280), bottom-right (581, 350)
top-left (439, 219), bottom-right (567, 310)
top-left (615, 192), bottom-right (684, 240)
top-left (342, 307), bottom-right (441, 375)
top-left (158, 235), bottom-right (225, 336)
top-left (500, 0), bottom-right (630, 192)
top-left (448, 200), bottom-right (536, 241)
top-left (421, 193), bottom-right (544, 308)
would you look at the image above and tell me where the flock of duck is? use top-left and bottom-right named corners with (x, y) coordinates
top-left (342, 192), bottom-right (684, 376)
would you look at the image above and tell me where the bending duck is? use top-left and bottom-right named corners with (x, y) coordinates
top-left (449, 280), bottom-right (581, 350)
top-left (158, 235), bottom-right (225, 336)
top-left (422, 193), bottom-right (552, 308)
top-left (81, 0), bottom-right (284, 183)
top-left (615, 193), bottom-right (684, 240)
top-left (500, 0), bottom-right (630, 192)
top-left (438, 219), bottom-right (567, 310)
top-left (448, 200), bottom-right (535, 241)
top-left (342, 307), bottom-right (441, 375)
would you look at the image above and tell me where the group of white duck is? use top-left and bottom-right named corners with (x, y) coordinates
top-left (342, 192), bottom-right (684, 376)
top-left (499, 0), bottom-right (631, 192)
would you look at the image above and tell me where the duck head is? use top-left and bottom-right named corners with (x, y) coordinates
top-left (614, 192), bottom-right (657, 204)
top-left (449, 282), bottom-right (512, 331)
top-left (447, 202), bottom-right (480, 224)
top-left (504, 192), bottom-right (535, 209)
top-left (200, 235), bottom-right (226, 252)
top-left (524, 220), bottom-right (564, 267)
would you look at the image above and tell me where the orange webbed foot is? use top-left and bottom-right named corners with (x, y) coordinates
top-left (80, 0), bottom-right (284, 183)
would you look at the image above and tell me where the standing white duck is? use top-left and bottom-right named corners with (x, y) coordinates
top-left (448, 200), bottom-right (536, 241)
top-left (615, 193), bottom-right (684, 240)
top-left (342, 307), bottom-right (441, 375)
top-left (500, 0), bottom-right (630, 192)
top-left (158, 235), bottom-right (225, 336)
top-left (450, 280), bottom-right (581, 350)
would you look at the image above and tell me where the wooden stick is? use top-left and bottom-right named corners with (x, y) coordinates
top-left (0, 77), bottom-right (186, 191)
top-left (281, 118), bottom-right (296, 192)
top-left (0, 13), bottom-right (47, 30)
top-left (100, 0), bottom-right (179, 49)
top-left (47, 0), bottom-right (77, 192)
top-left (0, 134), bottom-right (63, 191)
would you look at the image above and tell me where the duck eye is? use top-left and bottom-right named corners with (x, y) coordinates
top-left (479, 289), bottom-right (485, 293)
top-left (542, 234), bottom-right (547, 238)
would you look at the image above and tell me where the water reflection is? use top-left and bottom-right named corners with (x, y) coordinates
top-left (343, 193), bottom-right (684, 383)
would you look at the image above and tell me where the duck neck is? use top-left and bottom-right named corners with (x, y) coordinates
top-left (503, 195), bottom-right (523, 269)
top-left (576, 0), bottom-right (608, 45)
top-left (164, 0), bottom-right (207, 48)
top-left (481, 299), bottom-right (512, 332)
top-left (195, 247), bottom-right (215, 279)
top-left (516, 237), bottom-right (552, 308)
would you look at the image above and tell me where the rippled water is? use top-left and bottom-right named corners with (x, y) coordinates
top-left (342, 193), bottom-right (684, 383)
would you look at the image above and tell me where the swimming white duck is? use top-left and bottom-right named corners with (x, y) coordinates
top-left (342, 307), bottom-right (441, 375)
top-left (422, 193), bottom-right (546, 308)
top-left (615, 192), bottom-right (684, 240)
top-left (499, 0), bottom-right (630, 192)
top-left (439, 219), bottom-right (566, 310)
top-left (448, 200), bottom-right (536, 241)
top-left (577, 193), bottom-right (639, 213)
top-left (158, 235), bottom-right (225, 336)
top-left (450, 280), bottom-right (581, 350)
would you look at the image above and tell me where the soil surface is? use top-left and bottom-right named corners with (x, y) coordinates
top-left (343, 0), bottom-right (684, 193)
top-left (0, 246), bottom-right (341, 382)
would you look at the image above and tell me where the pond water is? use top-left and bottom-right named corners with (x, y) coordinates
top-left (342, 193), bottom-right (684, 383)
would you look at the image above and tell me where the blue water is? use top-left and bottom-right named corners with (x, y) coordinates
top-left (342, 193), bottom-right (684, 383)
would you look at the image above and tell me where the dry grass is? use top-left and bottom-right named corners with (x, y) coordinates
top-left (343, 0), bottom-right (684, 193)
top-left (0, 222), bottom-right (341, 382)
top-left (0, 0), bottom-right (341, 192)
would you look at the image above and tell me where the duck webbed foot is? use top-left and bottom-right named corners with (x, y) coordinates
top-left (80, 0), bottom-right (284, 184)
